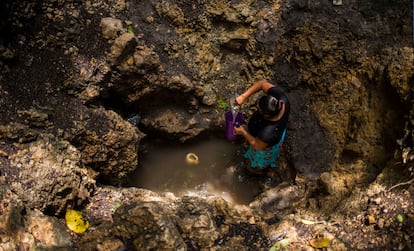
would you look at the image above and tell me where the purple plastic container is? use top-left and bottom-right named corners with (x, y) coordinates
top-left (225, 111), bottom-right (243, 140)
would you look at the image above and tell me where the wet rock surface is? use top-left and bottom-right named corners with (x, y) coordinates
top-left (0, 0), bottom-right (413, 250)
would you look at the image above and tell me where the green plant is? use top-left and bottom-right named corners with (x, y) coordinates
top-left (216, 99), bottom-right (228, 110)
top-left (397, 214), bottom-right (404, 223)
top-left (112, 201), bottom-right (122, 213)
top-left (128, 26), bottom-right (135, 35)
top-left (269, 238), bottom-right (291, 251)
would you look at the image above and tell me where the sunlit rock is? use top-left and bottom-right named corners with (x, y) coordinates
top-left (6, 135), bottom-right (95, 215)
top-left (26, 209), bottom-right (72, 248)
top-left (100, 17), bottom-right (124, 40)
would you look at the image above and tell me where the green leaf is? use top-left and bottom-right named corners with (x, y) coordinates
top-left (269, 238), bottom-right (291, 251)
top-left (216, 99), bottom-right (228, 110)
top-left (397, 214), bottom-right (404, 223)
top-left (128, 26), bottom-right (135, 35)
top-left (300, 219), bottom-right (316, 225)
top-left (111, 201), bottom-right (122, 213)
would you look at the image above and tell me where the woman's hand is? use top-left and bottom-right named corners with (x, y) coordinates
top-left (235, 94), bottom-right (246, 105)
top-left (233, 125), bottom-right (245, 135)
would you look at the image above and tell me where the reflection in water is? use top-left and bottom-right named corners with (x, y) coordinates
top-left (127, 137), bottom-right (265, 205)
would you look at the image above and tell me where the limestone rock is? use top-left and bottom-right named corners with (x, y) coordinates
top-left (26, 209), bottom-right (73, 248)
top-left (386, 47), bottom-right (414, 102)
top-left (100, 17), bottom-right (124, 40)
top-left (108, 32), bottom-right (137, 65)
top-left (70, 109), bottom-right (144, 184)
top-left (6, 135), bottom-right (95, 215)
top-left (78, 186), bottom-right (269, 250)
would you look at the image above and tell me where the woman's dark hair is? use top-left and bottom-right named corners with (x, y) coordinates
top-left (257, 95), bottom-right (281, 116)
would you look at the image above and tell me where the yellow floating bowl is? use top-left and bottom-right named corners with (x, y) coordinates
top-left (185, 153), bottom-right (199, 165)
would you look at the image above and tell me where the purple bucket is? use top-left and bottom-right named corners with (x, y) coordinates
top-left (225, 111), bottom-right (243, 140)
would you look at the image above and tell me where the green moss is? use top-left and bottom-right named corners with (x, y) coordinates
top-left (128, 26), bottom-right (135, 35)
top-left (397, 214), bottom-right (404, 223)
top-left (216, 99), bottom-right (228, 111)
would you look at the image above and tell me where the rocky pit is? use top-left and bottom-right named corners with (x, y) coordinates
top-left (0, 0), bottom-right (413, 250)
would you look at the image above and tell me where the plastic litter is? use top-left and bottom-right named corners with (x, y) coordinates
top-left (185, 152), bottom-right (199, 165)
top-left (127, 114), bottom-right (141, 126)
top-left (332, 0), bottom-right (342, 5)
top-left (65, 209), bottom-right (89, 234)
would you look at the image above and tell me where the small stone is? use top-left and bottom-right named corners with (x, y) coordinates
top-left (0, 48), bottom-right (14, 60)
top-left (146, 16), bottom-right (154, 24)
top-left (367, 215), bottom-right (375, 224)
top-left (100, 17), bottom-right (124, 40)
top-left (377, 218), bottom-right (384, 229)
top-left (0, 149), bottom-right (7, 157)
top-left (372, 197), bottom-right (381, 204)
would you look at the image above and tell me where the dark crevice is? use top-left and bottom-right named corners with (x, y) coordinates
top-left (99, 87), bottom-right (199, 120)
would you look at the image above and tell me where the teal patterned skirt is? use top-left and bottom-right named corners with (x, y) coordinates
top-left (243, 129), bottom-right (286, 169)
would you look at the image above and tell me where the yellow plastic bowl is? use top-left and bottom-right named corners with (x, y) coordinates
top-left (185, 153), bottom-right (199, 165)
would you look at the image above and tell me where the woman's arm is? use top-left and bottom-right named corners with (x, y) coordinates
top-left (235, 80), bottom-right (275, 105)
top-left (233, 126), bottom-right (268, 150)
top-left (233, 80), bottom-right (275, 150)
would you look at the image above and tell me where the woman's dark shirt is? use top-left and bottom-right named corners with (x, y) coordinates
top-left (247, 86), bottom-right (290, 147)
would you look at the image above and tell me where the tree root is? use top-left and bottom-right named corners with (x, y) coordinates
top-left (388, 178), bottom-right (414, 192)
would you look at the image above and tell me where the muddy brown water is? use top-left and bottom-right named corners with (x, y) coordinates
top-left (127, 137), bottom-right (265, 205)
